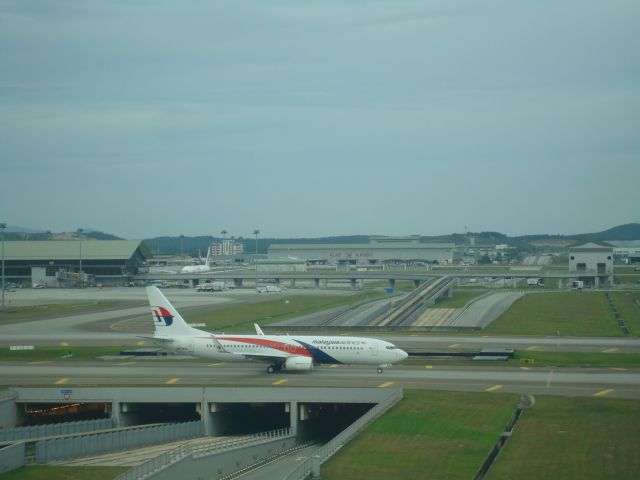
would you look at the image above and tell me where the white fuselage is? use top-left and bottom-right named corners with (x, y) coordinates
top-left (180, 265), bottom-right (213, 274)
top-left (157, 332), bottom-right (407, 367)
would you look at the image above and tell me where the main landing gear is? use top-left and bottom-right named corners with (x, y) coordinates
top-left (377, 367), bottom-right (383, 374)
top-left (267, 364), bottom-right (282, 374)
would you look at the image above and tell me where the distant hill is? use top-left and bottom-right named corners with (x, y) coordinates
top-left (3, 230), bottom-right (122, 241)
top-left (5, 223), bottom-right (638, 255)
top-left (587, 223), bottom-right (640, 241)
top-left (3, 225), bottom-right (46, 234)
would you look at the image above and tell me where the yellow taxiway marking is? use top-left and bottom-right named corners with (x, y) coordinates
top-left (116, 362), bottom-right (136, 366)
top-left (208, 363), bottom-right (224, 367)
top-left (378, 381), bottom-right (395, 388)
top-left (165, 378), bottom-right (180, 385)
top-left (520, 367), bottom-right (531, 371)
top-left (593, 389), bottom-right (614, 397)
top-left (136, 341), bottom-right (146, 346)
top-left (54, 378), bottom-right (69, 385)
top-left (485, 384), bottom-right (503, 392)
top-left (330, 364), bottom-right (338, 368)
top-left (601, 348), bottom-right (619, 353)
top-left (448, 344), bottom-right (461, 349)
top-left (425, 365), bottom-right (433, 369)
top-left (60, 341), bottom-right (69, 347)
top-left (526, 345), bottom-right (539, 351)
top-left (28, 361), bottom-right (51, 365)
top-left (611, 367), bottom-right (627, 371)
top-left (272, 379), bottom-right (288, 386)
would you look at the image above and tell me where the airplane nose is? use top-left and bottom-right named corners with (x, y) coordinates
top-left (399, 349), bottom-right (408, 361)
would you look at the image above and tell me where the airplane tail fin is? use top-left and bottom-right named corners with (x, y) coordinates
top-left (205, 244), bottom-right (213, 267)
top-left (146, 286), bottom-right (198, 336)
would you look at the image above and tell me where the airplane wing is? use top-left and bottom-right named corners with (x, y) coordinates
top-left (230, 350), bottom-right (289, 365)
top-left (138, 335), bottom-right (174, 344)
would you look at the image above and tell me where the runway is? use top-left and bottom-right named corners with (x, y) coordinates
top-left (1, 361), bottom-right (639, 399)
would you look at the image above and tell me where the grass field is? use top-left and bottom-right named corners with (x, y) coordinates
top-left (0, 466), bottom-right (127, 480)
top-left (484, 292), bottom-right (621, 337)
top-left (614, 274), bottom-right (640, 285)
top-left (185, 292), bottom-right (384, 331)
top-left (403, 351), bottom-right (640, 369)
top-left (486, 396), bottom-right (640, 480)
top-left (608, 291), bottom-right (640, 336)
top-left (0, 301), bottom-right (120, 322)
top-left (320, 390), bottom-right (518, 480)
top-left (434, 289), bottom-right (488, 308)
top-left (0, 345), bottom-right (129, 362)
top-left (512, 351), bottom-right (640, 368)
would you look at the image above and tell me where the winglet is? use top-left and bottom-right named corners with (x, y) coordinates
top-left (254, 323), bottom-right (265, 336)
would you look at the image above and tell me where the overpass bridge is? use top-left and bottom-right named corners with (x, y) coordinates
top-left (133, 269), bottom-right (610, 290)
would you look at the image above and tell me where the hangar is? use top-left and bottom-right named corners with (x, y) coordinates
top-left (268, 237), bottom-right (454, 267)
top-left (1, 240), bottom-right (151, 287)
top-left (568, 242), bottom-right (614, 287)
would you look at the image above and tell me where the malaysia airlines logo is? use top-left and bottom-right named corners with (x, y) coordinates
top-left (152, 306), bottom-right (173, 326)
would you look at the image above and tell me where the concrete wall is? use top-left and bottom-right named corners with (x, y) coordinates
top-left (0, 442), bottom-right (25, 475)
top-left (145, 436), bottom-right (298, 480)
top-left (35, 421), bottom-right (202, 463)
top-left (0, 418), bottom-right (113, 442)
top-left (11, 386), bottom-right (388, 408)
top-left (0, 392), bottom-right (17, 430)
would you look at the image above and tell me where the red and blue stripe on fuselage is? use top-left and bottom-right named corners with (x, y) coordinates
top-left (218, 336), bottom-right (342, 365)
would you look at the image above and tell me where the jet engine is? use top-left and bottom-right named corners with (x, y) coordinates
top-left (284, 356), bottom-right (313, 371)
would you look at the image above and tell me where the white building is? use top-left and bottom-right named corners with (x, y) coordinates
top-left (568, 242), bottom-right (614, 287)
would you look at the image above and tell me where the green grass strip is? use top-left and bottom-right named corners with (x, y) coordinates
top-left (487, 395), bottom-right (640, 480)
top-left (484, 292), bottom-right (621, 337)
top-left (0, 466), bottom-right (128, 480)
top-left (185, 292), bottom-right (384, 331)
top-left (321, 390), bottom-right (518, 480)
top-left (608, 291), bottom-right (640, 336)
top-left (0, 302), bottom-right (120, 322)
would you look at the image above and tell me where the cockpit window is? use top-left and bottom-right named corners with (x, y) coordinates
top-left (386, 345), bottom-right (398, 350)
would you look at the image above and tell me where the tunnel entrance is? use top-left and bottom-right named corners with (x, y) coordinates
top-left (120, 402), bottom-right (200, 425)
top-left (19, 403), bottom-right (110, 426)
top-left (210, 402), bottom-right (290, 435)
top-left (298, 403), bottom-right (374, 442)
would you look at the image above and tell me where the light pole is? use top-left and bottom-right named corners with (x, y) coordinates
top-left (1, 222), bottom-right (6, 311)
top-left (77, 228), bottom-right (83, 288)
top-left (253, 229), bottom-right (260, 255)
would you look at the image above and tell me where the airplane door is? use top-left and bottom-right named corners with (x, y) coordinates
top-left (372, 343), bottom-right (379, 357)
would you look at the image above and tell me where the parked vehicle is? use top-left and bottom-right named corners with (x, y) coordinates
top-left (196, 281), bottom-right (225, 292)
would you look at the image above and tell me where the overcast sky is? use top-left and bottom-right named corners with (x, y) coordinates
top-left (1, 0), bottom-right (638, 239)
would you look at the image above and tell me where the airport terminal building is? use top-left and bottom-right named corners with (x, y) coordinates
top-left (268, 237), bottom-right (454, 267)
top-left (1, 240), bottom-right (151, 287)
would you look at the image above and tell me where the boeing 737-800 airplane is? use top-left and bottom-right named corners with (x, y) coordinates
top-left (146, 286), bottom-right (408, 373)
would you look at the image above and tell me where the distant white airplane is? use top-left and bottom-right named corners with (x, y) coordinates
top-left (146, 287), bottom-right (408, 373)
top-left (180, 247), bottom-right (217, 274)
